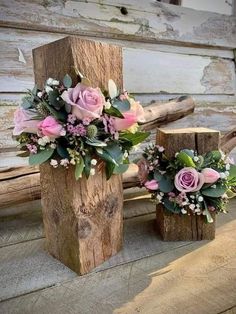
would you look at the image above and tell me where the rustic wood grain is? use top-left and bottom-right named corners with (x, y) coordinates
top-left (156, 127), bottom-right (220, 240)
top-left (40, 163), bottom-right (123, 274)
top-left (33, 36), bottom-right (122, 91)
top-left (1, 0), bottom-right (236, 49)
top-left (33, 37), bottom-right (124, 274)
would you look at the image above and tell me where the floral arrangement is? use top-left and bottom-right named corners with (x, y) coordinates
top-left (13, 74), bottom-right (149, 179)
top-left (138, 145), bottom-right (236, 223)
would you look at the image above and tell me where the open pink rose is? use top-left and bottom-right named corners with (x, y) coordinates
top-left (137, 158), bottom-right (149, 184)
top-left (129, 98), bottom-right (145, 123)
top-left (144, 180), bottom-right (159, 190)
top-left (201, 168), bottom-right (220, 184)
top-left (113, 112), bottom-right (137, 131)
top-left (61, 84), bottom-right (104, 120)
top-left (13, 107), bottom-right (41, 136)
top-left (38, 116), bottom-right (65, 138)
top-left (174, 167), bottom-right (205, 193)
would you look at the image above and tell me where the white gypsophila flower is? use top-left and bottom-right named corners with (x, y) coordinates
top-left (202, 210), bottom-right (207, 216)
top-left (46, 78), bottom-right (54, 85)
top-left (156, 194), bottom-right (162, 201)
top-left (175, 152), bottom-right (179, 157)
top-left (193, 156), bottom-right (199, 162)
top-left (52, 80), bottom-right (59, 86)
top-left (91, 159), bottom-right (97, 166)
top-left (50, 159), bottom-right (58, 168)
top-left (42, 136), bottom-right (50, 143)
top-left (60, 129), bottom-right (66, 136)
top-left (211, 184), bottom-right (216, 189)
top-left (70, 159), bottom-right (76, 165)
top-left (182, 201), bottom-right (188, 206)
top-left (181, 209), bottom-right (187, 214)
top-left (104, 100), bottom-right (111, 109)
top-left (189, 204), bottom-right (195, 210)
top-left (198, 196), bottom-right (203, 202)
top-left (60, 159), bottom-right (69, 167)
top-left (220, 172), bottom-right (226, 179)
top-left (160, 192), bottom-right (164, 196)
top-left (190, 195), bottom-right (195, 199)
top-left (225, 171), bottom-right (230, 177)
top-left (37, 92), bottom-right (43, 98)
top-left (45, 86), bottom-right (53, 94)
top-left (158, 146), bottom-right (164, 153)
top-left (50, 143), bottom-right (57, 149)
top-left (38, 138), bottom-right (46, 146)
top-left (225, 164), bottom-right (230, 171)
top-left (90, 168), bottom-right (96, 176)
top-left (195, 207), bottom-right (201, 213)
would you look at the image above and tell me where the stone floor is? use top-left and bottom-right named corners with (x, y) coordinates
top-left (0, 197), bottom-right (236, 314)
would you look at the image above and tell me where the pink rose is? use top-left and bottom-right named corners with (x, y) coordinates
top-left (201, 168), bottom-right (220, 184)
top-left (113, 112), bottom-right (137, 131)
top-left (13, 107), bottom-right (41, 136)
top-left (144, 180), bottom-right (159, 190)
top-left (38, 116), bottom-right (65, 138)
top-left (137, 158), bottom-right (149, 184)
top-left (61, 84), bottom-right (104, 120)
top-left (129, 99), bottom-right (145, 123)
top-left (174, 167), bottom-right (204, 193)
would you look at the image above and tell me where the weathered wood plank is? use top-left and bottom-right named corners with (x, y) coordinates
top-left (124, 48), bottom-right (235, 94)
top-left (1, 28), bottom-right (235, 94)
top-left (0, 0), bottom-right (236, 49)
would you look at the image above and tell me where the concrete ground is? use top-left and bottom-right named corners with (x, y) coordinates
top-left (0, 197), bottom-right (236, 314)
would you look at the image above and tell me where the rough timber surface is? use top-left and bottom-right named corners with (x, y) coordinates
top-left (0, 198), bottom-right (235, 313)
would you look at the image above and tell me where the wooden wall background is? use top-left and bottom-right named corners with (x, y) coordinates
top-left (0, 0), bottom-right (236, 166)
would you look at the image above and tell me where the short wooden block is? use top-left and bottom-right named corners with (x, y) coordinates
top-left (156, 205), bottom-right (215, 241)
top-left (40, 163), bottom-right (123, 275)
top-left (156, 127), bottom-right (220, 241)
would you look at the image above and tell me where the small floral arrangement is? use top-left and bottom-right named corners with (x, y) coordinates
top-left (138, 145), bottom-right (236, 223)
top-left (13, 74), bottom-right (149, 179)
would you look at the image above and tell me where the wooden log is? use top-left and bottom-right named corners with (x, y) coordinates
top-left (40, 163), bottom-right (123, 274)
top-left (221, 127), bottom-right (236, 153)
top-left (156, 127), bottom-right (220, 241)
top-left (33, 36), bottom-right (123, 274)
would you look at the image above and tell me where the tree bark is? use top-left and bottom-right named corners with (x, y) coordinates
top-left (156, 127), bottom-right (220, 241)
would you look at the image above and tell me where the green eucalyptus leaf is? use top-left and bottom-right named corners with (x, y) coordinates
top-left (96, 148), bottom-right (118, 166)
top-left (177, 151), bottom-right (196, 167)
top-left (181, 149), bottom-right (194, 158)
top-left (105, 161), bottom-right (116, 180)
top-left (29, 147), bottom-right (54, 165)
top-left (202, 184), bottom-right (227, 198)
top-left (63, 74), bottom-right (72, 88)
top-left (32, 84), bottom-right (38, 96)
top-left (48, 90), bottom-right (64, 110)
top-left (103, 143), bottom-right (123, 164)
top-left (113, 163), bottom-right (129, 174)
top-left (163, 198), bottom-right (181, 213)
top-left (159, 176), bottom-right (174, 193)
top-left (113, 99), bottom-right (130, 112)
top-left (75, 157), bottom-right (85, 180)
top-left (120, 132), bottom-right (150, 146)
top-left (84, 154), bottom-right (91, 179)
top-left (229, 164), bottom-right (236, 179)
top-left (17, 151), bottom-right (29, 157)
top-left (21, 97), bottom-right (33, 109)
top-left (42, 101), bottom-right (66, 122)
top-left (56, 145), bottom-right (69, 158)
top-left (104, 106), bottom-right (124, 118)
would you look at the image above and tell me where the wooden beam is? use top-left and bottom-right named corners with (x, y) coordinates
top-left (0, 0), bottom-right (236, 49)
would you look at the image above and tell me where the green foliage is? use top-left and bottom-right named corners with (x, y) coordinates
top-left (75, 156), bottom-right (85, 180)
top-left (56, 145), bottom-right (69, 158)
top-left (112, 99), bottom-right (130, 112)
top-left (177, 151), bottom-right (196, 167)
top-left (86, 138), bottom-right (107, 147)
top-left (163, 198), bottom-right (181, 214)
top-left (42, 101), bottom-right (66, 122)
top-left (104, 106), bottom-right (124, 118)
top-left (113, 163), bottom-right (129, 174)
top-left (158, 176), bottom-right (174, 193)
top-left (29, 147), bottom-right (54, 165)
top-left (202, 183), bottom-right (227, 198)
top-left (120, 132), bottom-right (150, 146)
top-left (84, 154), bottom-right (91, 179)
top-left (48, 90), bottom-right (64, 110)
top-left (105, 161), bottom-right (116, 180)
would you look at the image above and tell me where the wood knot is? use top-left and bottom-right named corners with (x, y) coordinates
top-left (102, 196), bottom-right (119, 218)
top-left (120, 6), bottom-right (128, 15)
top-left (76, 219), bottom-right (92, 239)
top-left (52, 209), bottom-right (59, 225)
